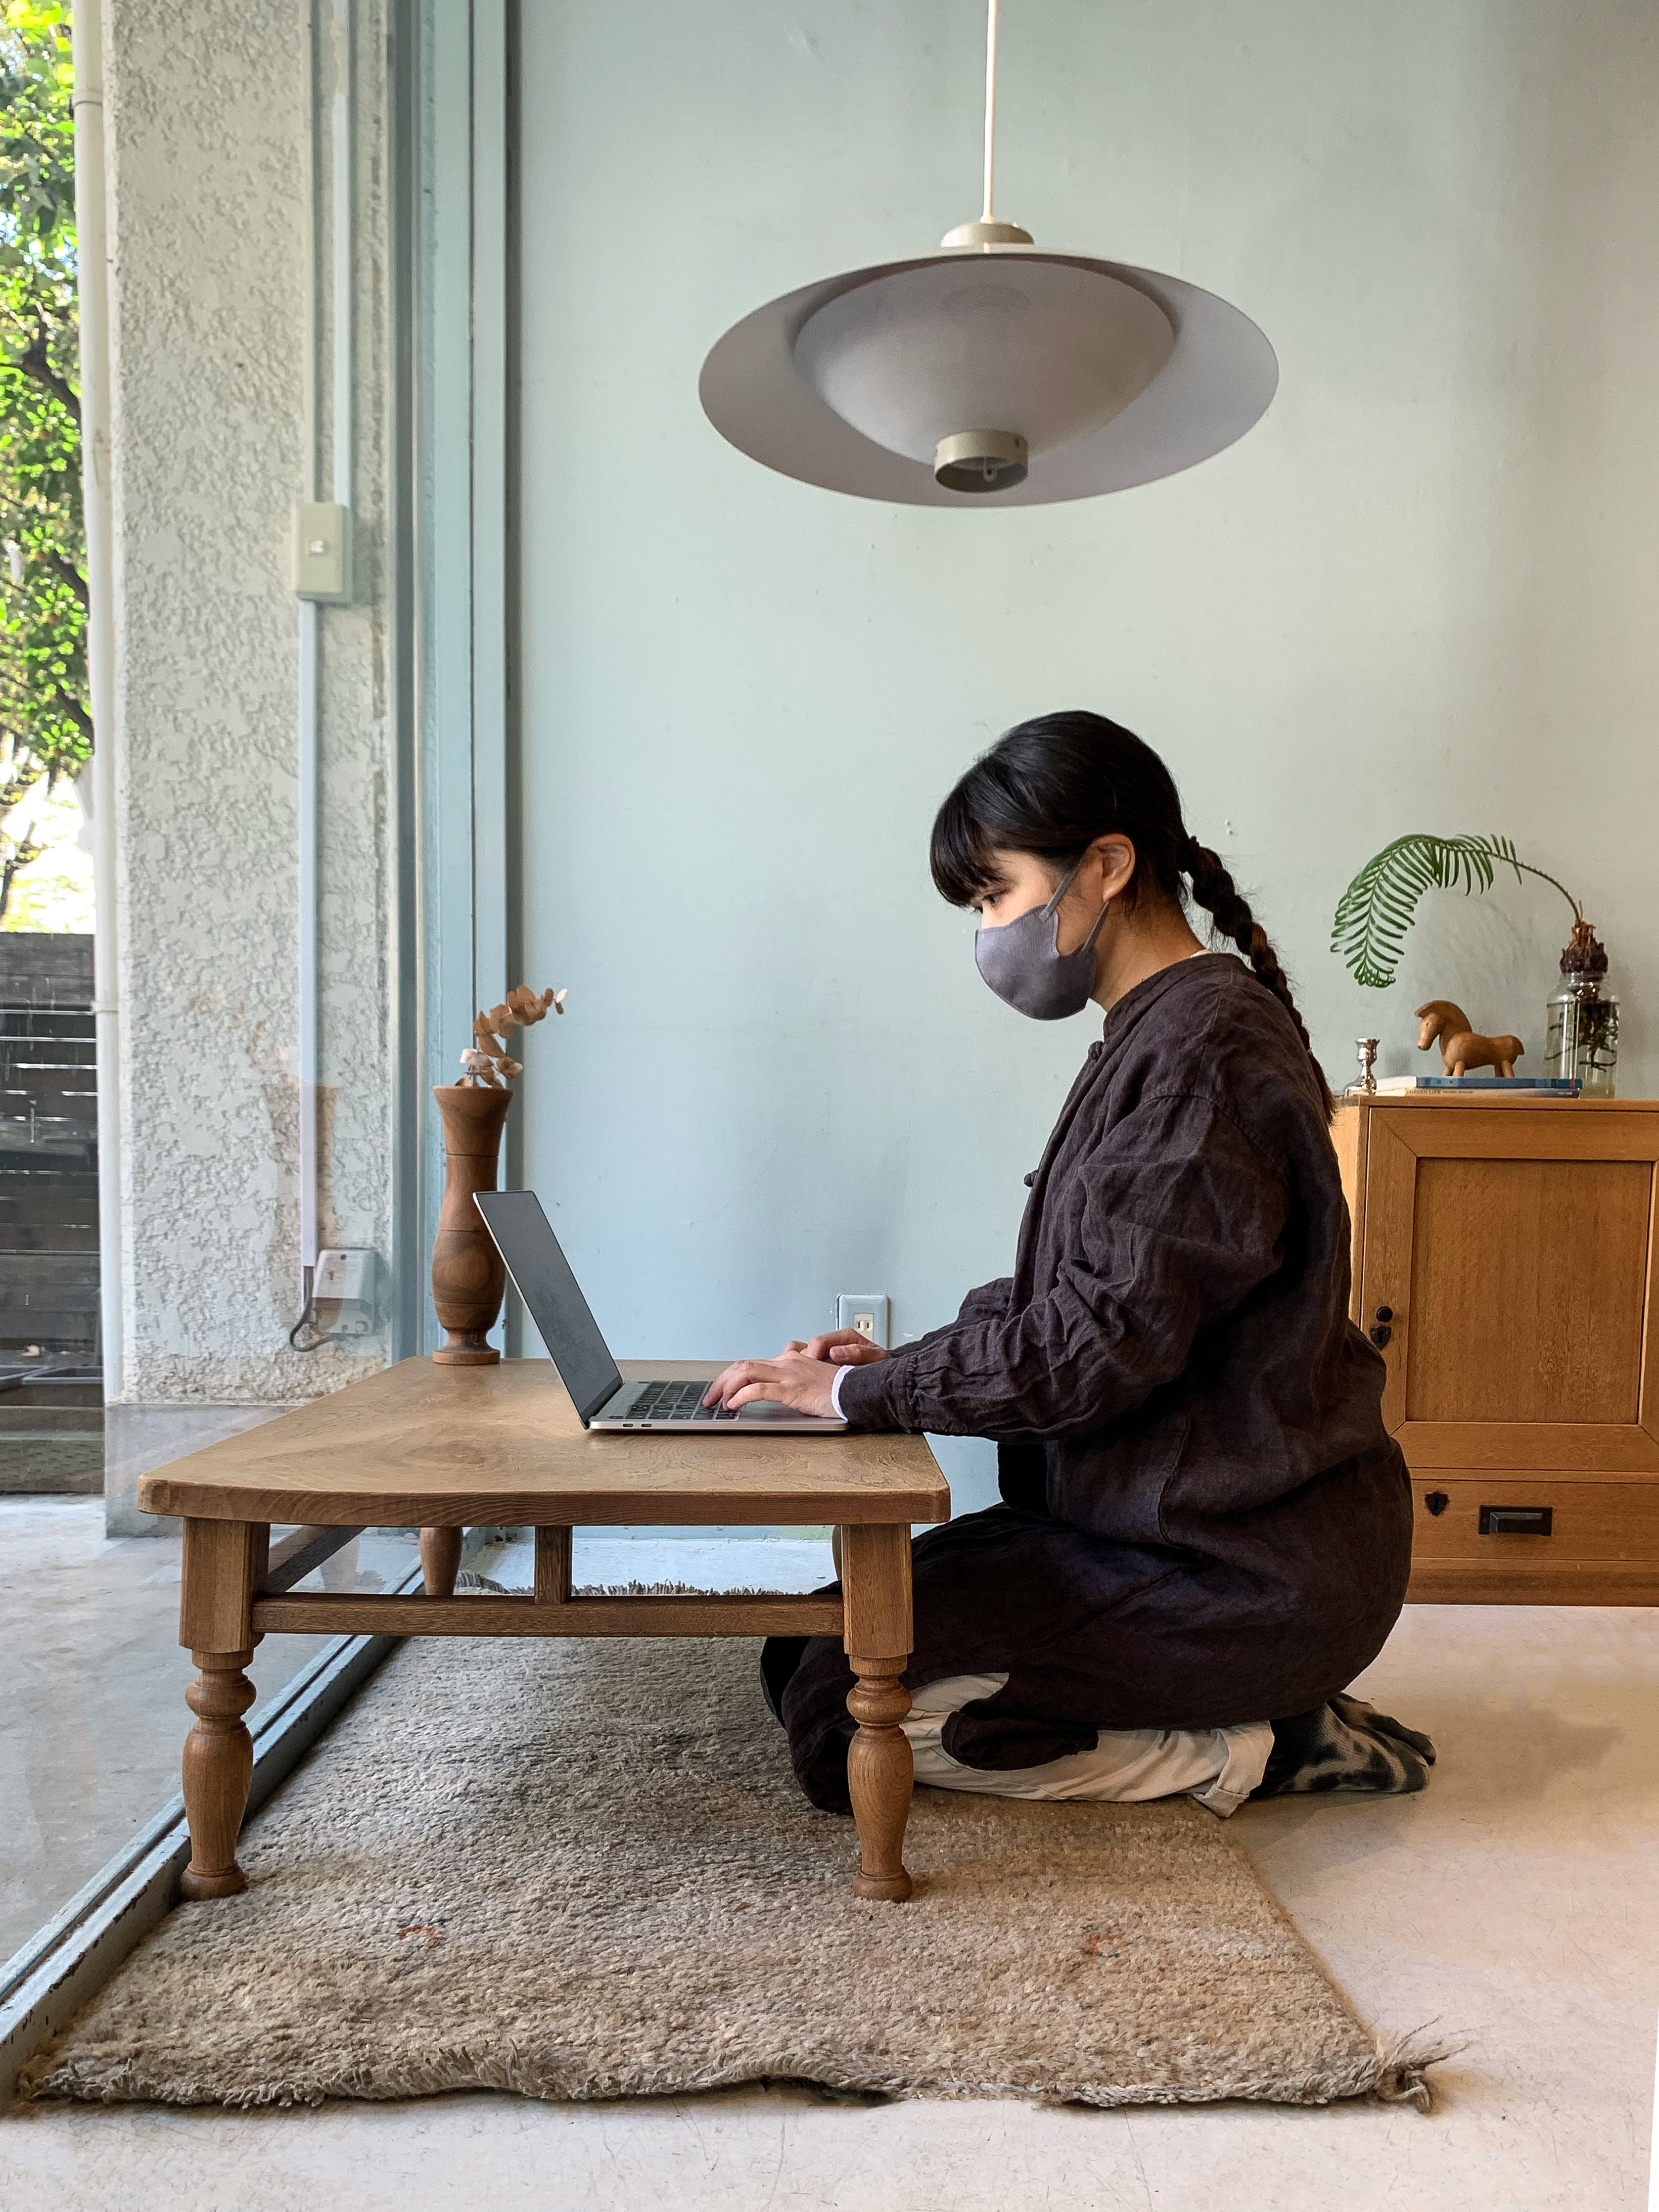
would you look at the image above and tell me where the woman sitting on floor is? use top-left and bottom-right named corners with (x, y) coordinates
top-left (705, 709), bottom-right (1433, 1814)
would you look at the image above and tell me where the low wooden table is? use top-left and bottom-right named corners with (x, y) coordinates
top-left (139, 1358), bottom-right (950, 1903)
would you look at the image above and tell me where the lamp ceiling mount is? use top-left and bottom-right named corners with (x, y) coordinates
top-left (939, 0), bottom-right (1033, 256)
top-left (940, 219), bottom-right (1034, 252)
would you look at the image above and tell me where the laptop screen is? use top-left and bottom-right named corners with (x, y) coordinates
top-left (471, 1190), bottom-right (624, 1424)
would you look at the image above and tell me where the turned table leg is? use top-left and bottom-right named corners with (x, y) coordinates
top-left (420, 1526), bottom-right (463, 1596)
top-left (177, 1519), bottom-right (266, 1901)
top-left (839, 1522), bottom-right (915, 1902)
top-left (181, 1649), bottom-right (257, 1898)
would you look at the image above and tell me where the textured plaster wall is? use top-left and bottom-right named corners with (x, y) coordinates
top-left (104, 0), bottom-right (395, 1405)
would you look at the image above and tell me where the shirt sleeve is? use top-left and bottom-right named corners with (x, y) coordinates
top-left (882, 1277), bottom-right (1014, 1367)
top-left (830, 1278), bottom-right (1014, 1419)
top-left (836, 1093), bottom-right (1287, 1441)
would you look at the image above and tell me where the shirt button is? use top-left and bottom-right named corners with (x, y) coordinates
top-left (1023, 1171), bottom-right (1037, 1186)
top-left (1088, 1043), bottom-right (1103, 1059)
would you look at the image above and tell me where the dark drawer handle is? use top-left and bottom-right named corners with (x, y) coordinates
top-left (1478, 1505), bottom-right (1553, 1538)
top-left (1369, 1323), bottom-right (1392, 1347)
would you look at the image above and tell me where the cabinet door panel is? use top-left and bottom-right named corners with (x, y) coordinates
top-left (1405, 1156), bottom-right (1649, 1422)
top-left (1362, 1108), bottom-right (1659, 1475)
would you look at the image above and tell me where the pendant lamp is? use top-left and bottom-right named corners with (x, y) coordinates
top-left (699, 1), bottom-right (1278, 507)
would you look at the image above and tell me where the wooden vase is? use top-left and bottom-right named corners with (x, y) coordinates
top-left (430, 1083), bottom-right (513, 1364)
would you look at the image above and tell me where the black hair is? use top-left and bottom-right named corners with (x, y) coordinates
top-left (930, 709), bottom-right (1333, 1119)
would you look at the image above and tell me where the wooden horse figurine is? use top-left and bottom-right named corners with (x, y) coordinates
top-left (1415, 1000), bottom-right (1524, 1079)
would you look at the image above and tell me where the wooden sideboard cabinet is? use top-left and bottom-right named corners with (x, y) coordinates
top-left (1334, 1095), bottom-right (1659, 1604)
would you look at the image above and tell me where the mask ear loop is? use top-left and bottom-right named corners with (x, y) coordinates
top-left (1045, 856), bottom-right (1113, 953)
top-left (1078, 895), bottom-right (1113, 954)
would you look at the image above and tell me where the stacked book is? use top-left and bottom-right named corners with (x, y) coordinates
top-left (1370, 1074), bottom-right (1582, 1096)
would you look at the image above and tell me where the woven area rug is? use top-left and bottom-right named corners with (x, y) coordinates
top-left (25, 1636), bottom-right (1433, 2111)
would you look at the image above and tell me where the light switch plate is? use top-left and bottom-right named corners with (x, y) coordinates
top-left (290, 501), bottom-right (353, 602)
top-left (836, 1292), bottom-right (890, 1349)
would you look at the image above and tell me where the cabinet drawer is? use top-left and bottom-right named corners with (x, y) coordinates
top-left (1411, 1479), bottom-right (1659, 1564)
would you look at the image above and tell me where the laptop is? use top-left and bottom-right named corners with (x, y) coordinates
top-left (472, 1189), bottom-right (847, 1432)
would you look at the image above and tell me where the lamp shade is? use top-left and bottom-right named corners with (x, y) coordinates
top-left (700, 245), bottom-right (1279, 508)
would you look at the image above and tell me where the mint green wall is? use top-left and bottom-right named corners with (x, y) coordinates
top-left (515, 1), bottom-right (1659, 1492)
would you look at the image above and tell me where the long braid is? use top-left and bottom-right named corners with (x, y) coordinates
top-left (1183, 835), bottom-right (1334, 1121)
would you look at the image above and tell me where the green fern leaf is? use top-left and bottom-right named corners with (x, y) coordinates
top-left (1331, 833), bottom-right (1520, 989)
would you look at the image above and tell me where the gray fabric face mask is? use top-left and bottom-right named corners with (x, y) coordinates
top-left (974, 858), bottom-right (1111, 1021)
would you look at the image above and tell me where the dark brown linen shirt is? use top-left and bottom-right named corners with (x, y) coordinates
top-left (764, 953), bottom-right (1412, 1811)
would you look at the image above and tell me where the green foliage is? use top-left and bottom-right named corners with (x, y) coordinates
top-left (0, 0), bottom-right (86, 917)
top-left (1332, 834), bottom-right (1583, 990)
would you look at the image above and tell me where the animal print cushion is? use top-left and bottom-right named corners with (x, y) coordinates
top-left (1250, 1693), bottom-right (1436, 1798)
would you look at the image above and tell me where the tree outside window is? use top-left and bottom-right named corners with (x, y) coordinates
top-left (0, 0), bottom-right (90, 927)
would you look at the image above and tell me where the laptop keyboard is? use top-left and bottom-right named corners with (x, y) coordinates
top-left (628, 1380), bottom-right (741, 1423)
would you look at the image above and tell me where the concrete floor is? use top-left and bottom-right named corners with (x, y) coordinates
top-left (0, 1501), bottom-right (420, 1962)
top-left (1, 1514), bottom-right (1656, 2208)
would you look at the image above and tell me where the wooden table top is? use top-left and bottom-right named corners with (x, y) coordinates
top-left (138, 1357), bottom-right (951, 1529)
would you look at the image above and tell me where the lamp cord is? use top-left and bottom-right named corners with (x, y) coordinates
top-left (981, 0), bottom-right (1000, 221)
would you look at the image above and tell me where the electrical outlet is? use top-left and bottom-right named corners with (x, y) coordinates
top-left (313, 1247), bottom-right (380, 1336)
top-left (836, 1292), bottom-right (890, 1349)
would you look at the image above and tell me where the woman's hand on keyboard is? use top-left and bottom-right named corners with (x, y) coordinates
top-left (702, 1352), bottom-right (839, 1419)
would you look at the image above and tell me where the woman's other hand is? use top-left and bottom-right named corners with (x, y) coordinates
top-left (783, 1329), bottom-right (890, 1368)
top-left (702, 1353), bottom-right (840, 1419)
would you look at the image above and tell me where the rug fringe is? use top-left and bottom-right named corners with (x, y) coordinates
top-left (1366, 2026), bottom-right (1464, 2113)
top-left (24, 2047), bottom-right (1466, 2114)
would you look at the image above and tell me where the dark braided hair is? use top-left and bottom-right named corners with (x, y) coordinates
top-left (930, 709), bottom-right (1334, 1120)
